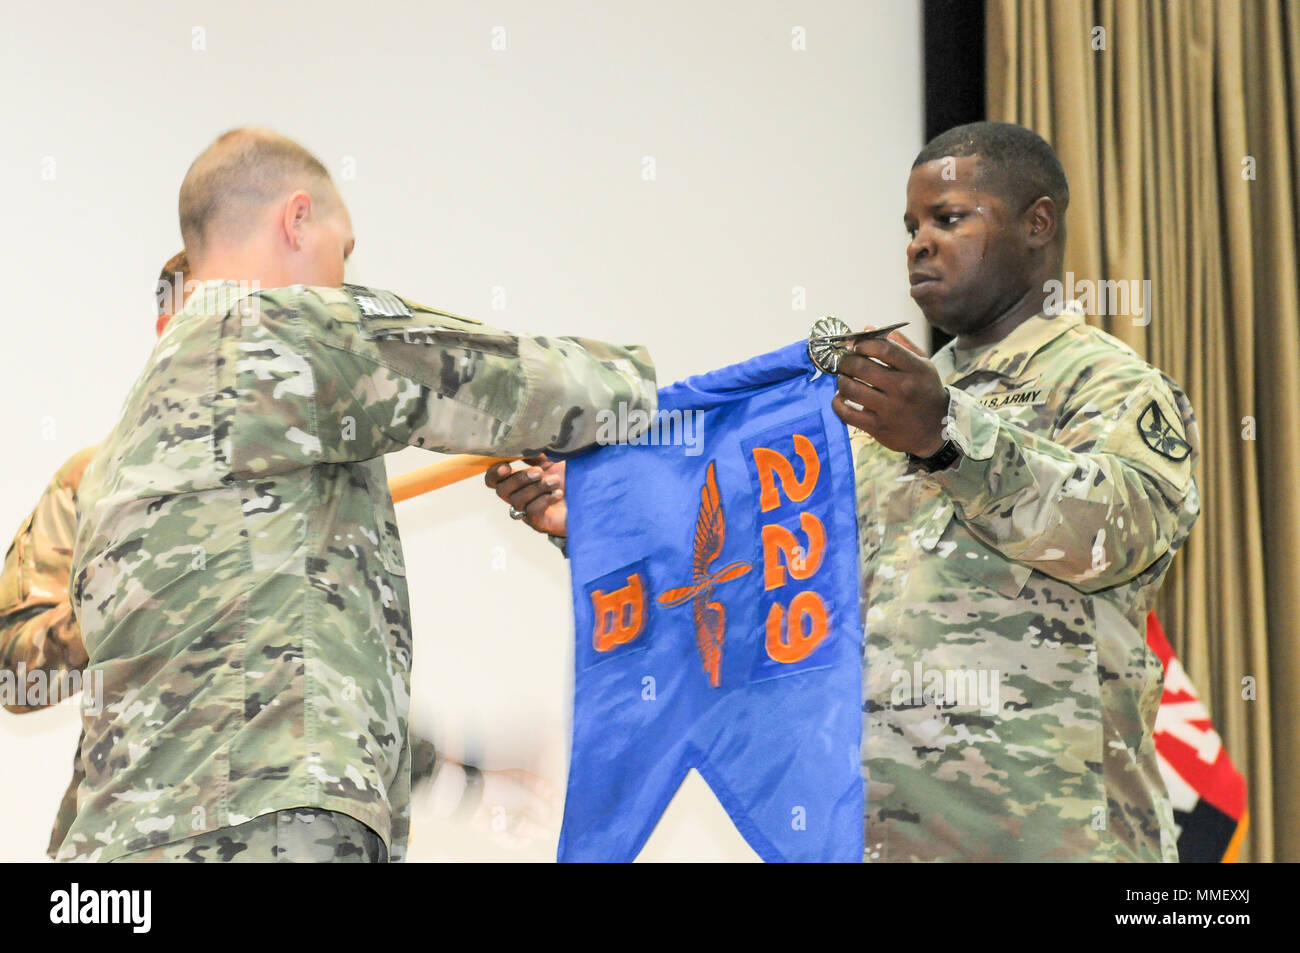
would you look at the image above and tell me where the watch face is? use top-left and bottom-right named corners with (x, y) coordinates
top-left (913, 440), bottom-right (959, 472)
top-left (934, 442), bottom-right (961, 471)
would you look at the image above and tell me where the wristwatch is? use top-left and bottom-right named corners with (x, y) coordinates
top-left (908, 438), bottom-right (961, 473)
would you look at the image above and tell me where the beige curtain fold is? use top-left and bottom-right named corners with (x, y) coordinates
top-left (987, 0), bottom-right (1300, 862)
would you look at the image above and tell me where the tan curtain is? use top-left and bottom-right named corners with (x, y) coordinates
top-left (987, 0), bottom-right (1300, 862)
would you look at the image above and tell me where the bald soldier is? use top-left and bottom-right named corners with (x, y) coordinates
top-left (488, 122), bottom-right (1199, 862)
top-left (59, 128), bottom-right (656, 862)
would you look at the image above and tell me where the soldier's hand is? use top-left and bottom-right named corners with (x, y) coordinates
top-left (470, 768), bottom-right (558, 849)
top-left (832, 331), bottom-right (949, 456)
top-left (485, 455), bottom-right (567, 537)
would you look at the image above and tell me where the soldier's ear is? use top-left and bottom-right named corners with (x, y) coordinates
top-left (282, 190), bottom-right (312, 250)
top-left (1023, 196), bottom-right (1058, 250)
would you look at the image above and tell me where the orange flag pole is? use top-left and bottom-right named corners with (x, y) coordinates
top-left (387, 454), bottom-right (516, 503)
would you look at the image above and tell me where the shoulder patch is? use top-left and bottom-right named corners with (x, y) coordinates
top-left (1094, 376), bottom-right (1196, 500)
top-left (1137, 400), bottom-right (1191, 461)
top-left (343, 284), bottom-right (412, 318)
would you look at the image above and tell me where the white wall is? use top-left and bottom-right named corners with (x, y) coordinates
top-left (0, 0), bottom-right (923, 861)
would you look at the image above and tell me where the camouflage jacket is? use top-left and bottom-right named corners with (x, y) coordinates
top-left (61, 280), bottom-right (656, 862)
top-left (854, 305), bottom-right (1199, 862)
top-left (0, 446), bottom-right (97, 857)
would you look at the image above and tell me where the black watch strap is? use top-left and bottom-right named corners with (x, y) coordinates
top-left (909, 439), bottom-right (961, 473)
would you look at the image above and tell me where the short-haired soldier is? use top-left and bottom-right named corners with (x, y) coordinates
top-left (833, 121), bottom-right (1199, 861)
top-left (59, 128), bottom-right (656, 862)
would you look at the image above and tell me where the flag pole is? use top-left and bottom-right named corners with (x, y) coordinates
top-left (388, 454), bottom-right (516, 503)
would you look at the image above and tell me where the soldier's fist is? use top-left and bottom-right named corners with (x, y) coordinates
top-left (831, 332), bottom-right (949, 457)
top-left (485, 455), bottom-right (568, 537)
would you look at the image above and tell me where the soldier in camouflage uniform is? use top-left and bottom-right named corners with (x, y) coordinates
top-left (834, 122), bottom-right (1198, 861)
top-left (1, 253), bottom-right (552, 861)
top-left (57, 128), bottom-right (655, 862)
top-left (488, 122), bottom-right (1198, 863)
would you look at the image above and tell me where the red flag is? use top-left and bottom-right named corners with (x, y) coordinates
top-left (1147, 612), bottom-right (1249, 862)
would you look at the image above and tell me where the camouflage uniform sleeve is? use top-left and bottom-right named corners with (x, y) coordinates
top-left (0, 447), bottom-right (95, 711)
top-left (246, 286), bottom-right (657, 464)
top-left (925, 367), bottom-right (1199, 594)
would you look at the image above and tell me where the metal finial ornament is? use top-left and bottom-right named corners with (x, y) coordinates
top-left (808, 318), bottom-right (911, 375)
top-left (808, 316), bottom-right (853, 374)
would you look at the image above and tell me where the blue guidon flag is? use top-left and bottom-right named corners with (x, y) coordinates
top-left (559, 340), bottom-right (865, 862)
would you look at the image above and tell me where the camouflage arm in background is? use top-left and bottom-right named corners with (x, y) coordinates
top-left (409, 732), bottom-right (485, 817)
top-left (928, 367), bottom-right (1199, 595)
top-left (231, 285), bottom-right (658, 476)
top-left (0, 446), bottom-right (96, 710)
top-left (0, 447), bottom-right (97, 856)
top-left (410, 733), bottom-right (439, 784)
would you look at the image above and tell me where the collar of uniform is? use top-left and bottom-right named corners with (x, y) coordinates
top-left (931, 302), bottom-right (1085, 384)
top-left (179, 279), bottom-right (266, 317)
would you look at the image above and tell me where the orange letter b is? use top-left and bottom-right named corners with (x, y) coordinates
top-left (592, 574), bottom-right (646, 652)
